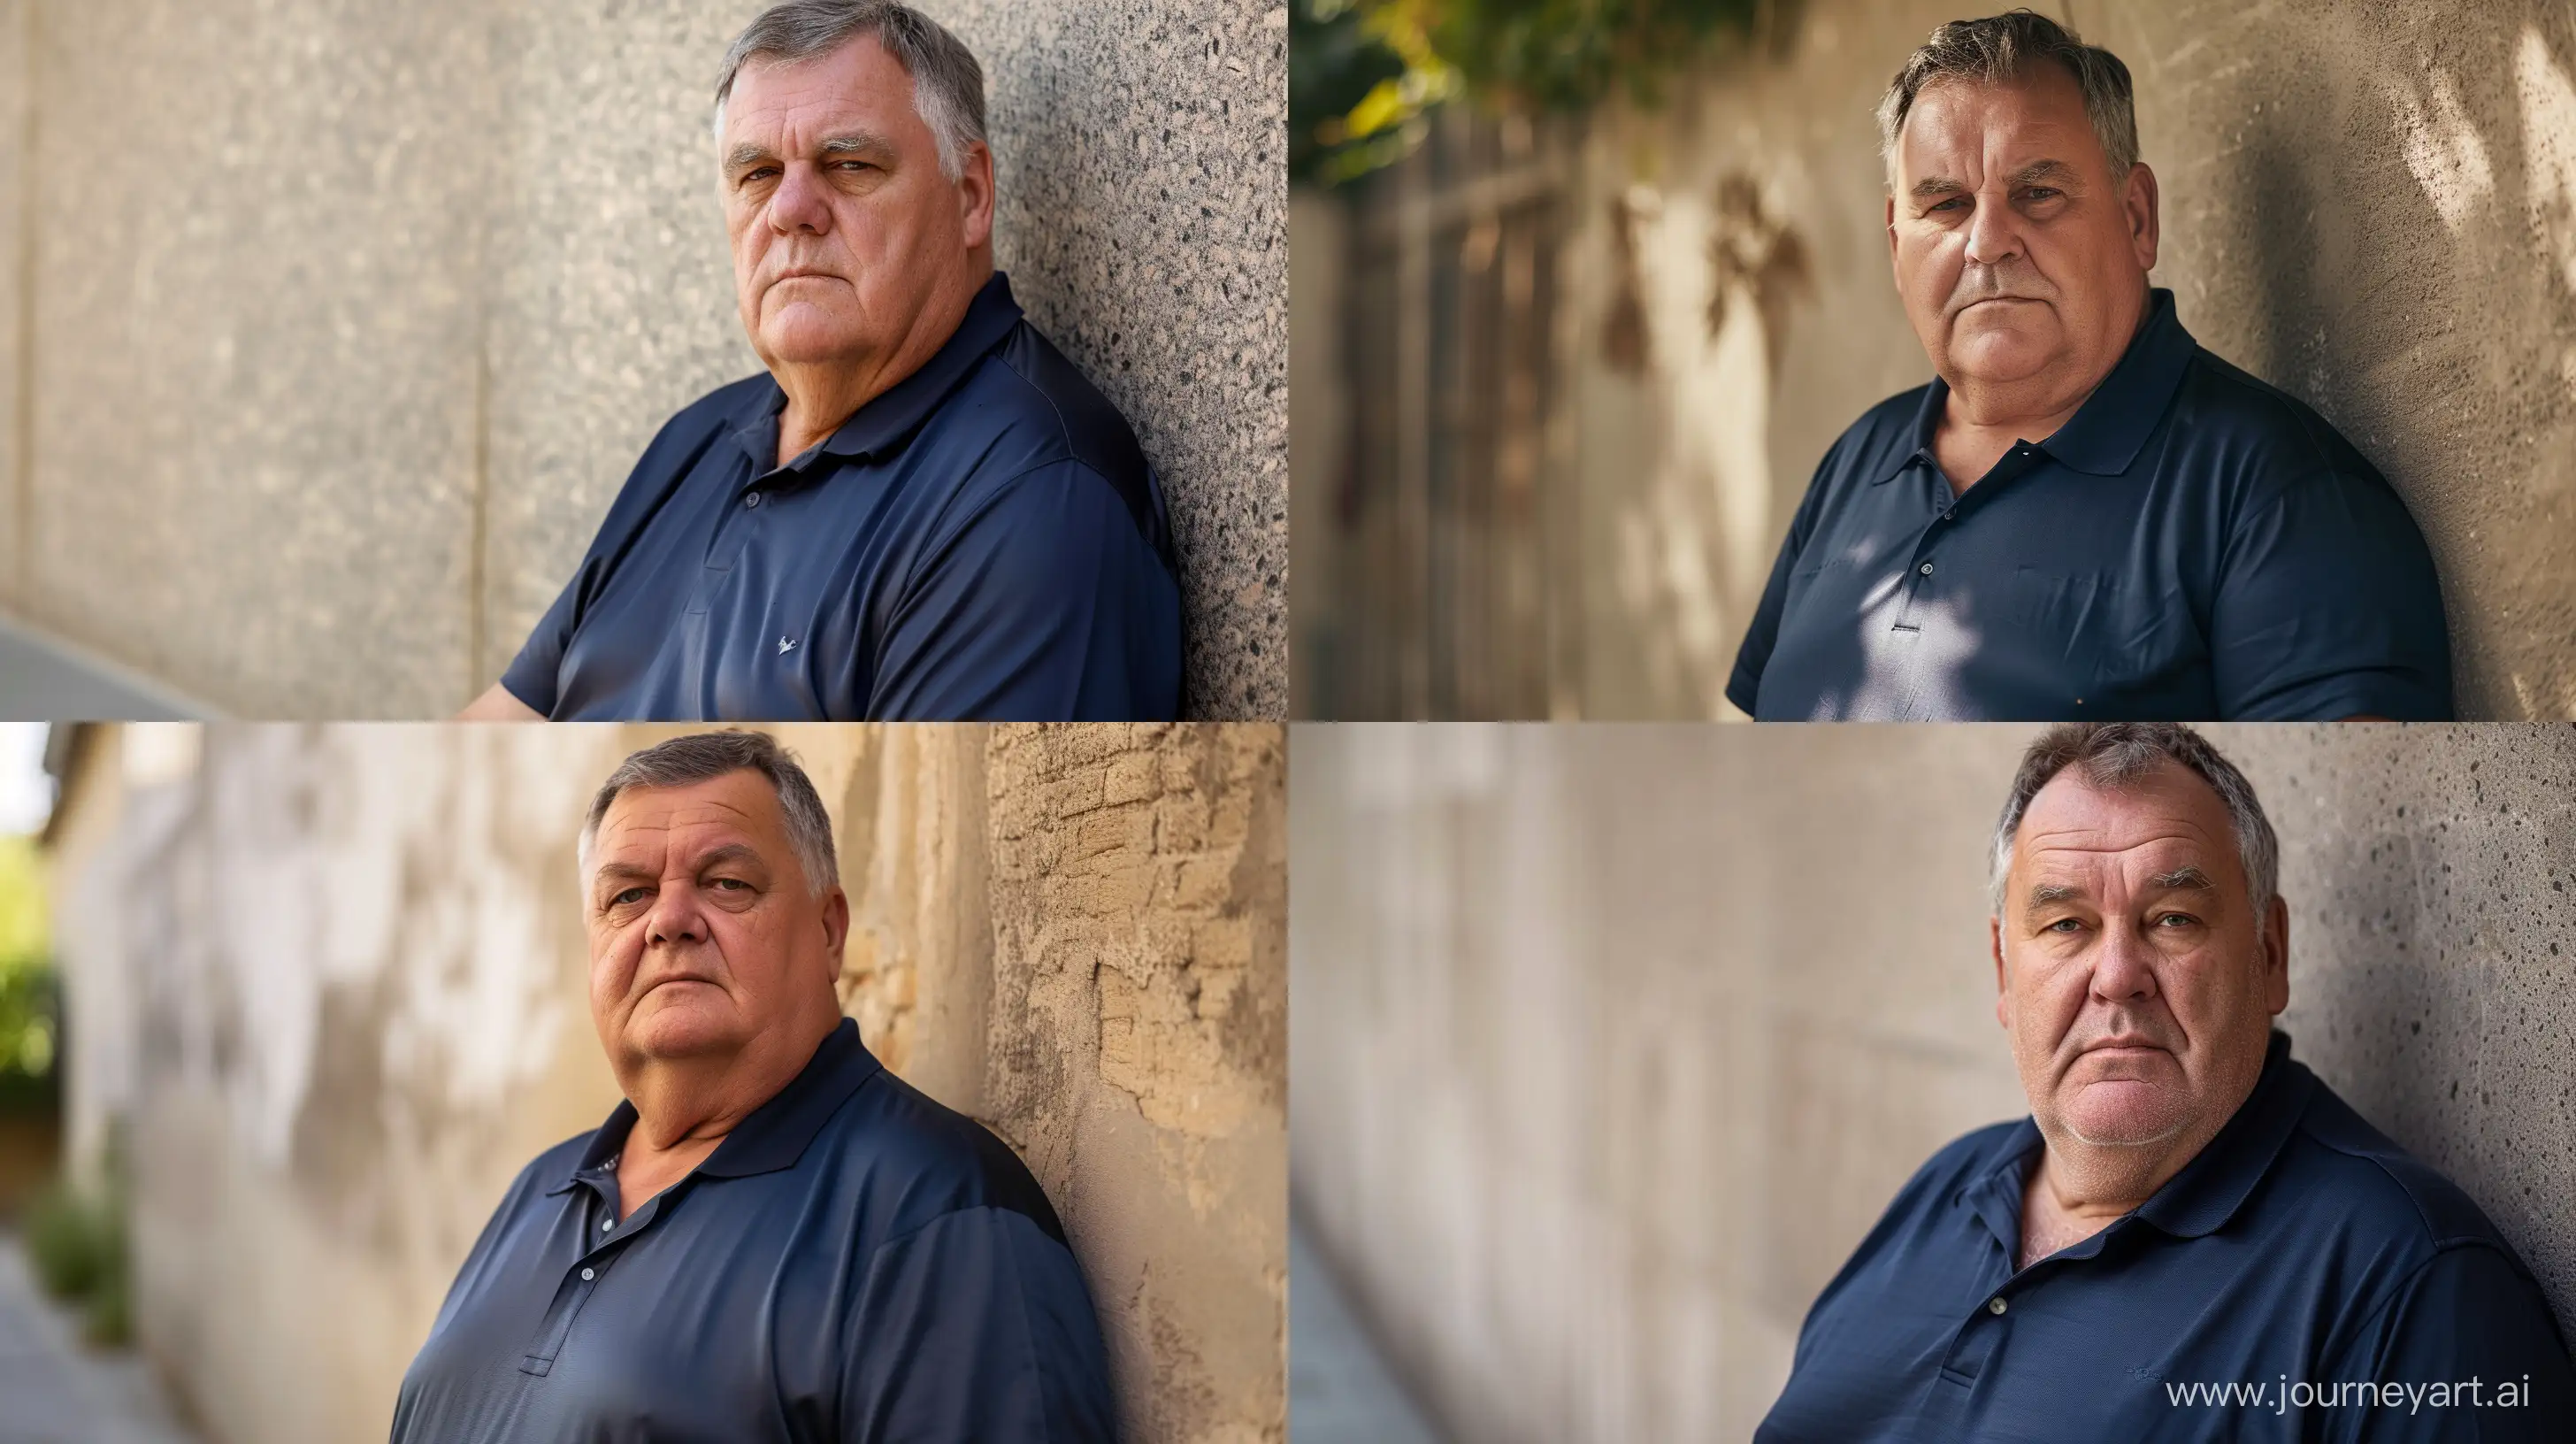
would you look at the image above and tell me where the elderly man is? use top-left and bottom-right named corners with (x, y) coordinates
top-left (392, 732), bottom-right (1116, 1440)
top-left (461, 1), bottom-right (1182, 723)
top-left (1758, 724), bottom-right (2572, 1440)
top-left (1729, 12), bottom-right (2450, 721)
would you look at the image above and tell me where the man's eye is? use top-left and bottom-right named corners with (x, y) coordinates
top-left (2154, 912), bottom-right (2196, 928)
top-left (611, 887), bottom-right (649, 907)
top-left (2044, 918), bottom-right (2084, 933)
top-left (1928, 197), bottom-right (1966, 212)
top-left (709, 877), bottom-right (749, 891)
top-left (2023, 187), bottom-right (2061, 201)
top-left (741, 167), bottom-right (778, 185)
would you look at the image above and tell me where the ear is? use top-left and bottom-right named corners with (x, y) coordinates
top-left (2125, 161), bottom-right (2160, 274)
top-left (2259, 893), bottom-right (2290, 1016)
top-left (957, 141), bottom-right (996, 252)
top-left (819, 886), bottom-right (852, 973)
top-left (1884, 190), bottom-right (1899, 270)
top-left (1991, 913), bottom-right (2012, 1031)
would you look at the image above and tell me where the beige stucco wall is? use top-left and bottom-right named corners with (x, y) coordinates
top-left (1291, 723), bottom-right (2576, 1442)
top-left (0, 0), bottom-right (1284, 718)
top-left (46, 721), bottom-right (1285, 1444)
top-left (1292, 0), bottom-right (2576, 718)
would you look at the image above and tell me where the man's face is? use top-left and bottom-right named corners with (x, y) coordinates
top-left (718, 36), bottom-right (993, 372)
top-left (1887, 65), bottom-right (2158, 397)
top-left (585, 770), bottom-right (848, 1070)
top-left (1991, 763), bottom-right (2288, 1153)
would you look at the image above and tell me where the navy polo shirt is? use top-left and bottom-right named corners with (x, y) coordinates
top-left (1729, 290), bottom-right (2452, 720)
top-left (501, 273), bottom-right (1183, 721)
top-left (1759, 1033), bottom-right (2574, 1442)
top-left (391, 1019), bottom-right (1116, 1443)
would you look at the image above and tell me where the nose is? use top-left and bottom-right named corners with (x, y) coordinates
top-left (1962, 188), bottom-right (2021, 269)
top-left (767, 160), bottom-right (832, 237)
top-left (642, 883), bottom-right (710, 949)
top-left (2089, 918), bottom-right (2161, 1007)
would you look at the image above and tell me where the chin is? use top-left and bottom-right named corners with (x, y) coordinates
top-left (2060, 1081), bottom-right (2192, 1147)
top-left (626, 1002), bottom-right (746, 1061)
top-left (759, 307), bottom-right (875, 368)
top-left (1944, 329), bottom-right (2059, 386)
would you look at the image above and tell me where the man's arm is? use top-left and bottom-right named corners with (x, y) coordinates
top-left (2324, 1244), bottom-right (2576, 1442)
top-left (2210, 469), bottom-right (2453, 720)
top-left (869, 461), bottom-right (1182, 721)
top-left (837, 1206), bottom-right (1116, 1441)
top-left (456, 681), bottom-right (543, 720)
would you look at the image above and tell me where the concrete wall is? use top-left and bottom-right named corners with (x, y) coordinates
top-left (1293, 0), bottom-right (2576, 718)
top-left (1291, 723), bottom-right (2576, 1442)
top-left (0, 0), bottom-right (1284, 719)
top-left (47, 721), bottom-right (1286, 1444)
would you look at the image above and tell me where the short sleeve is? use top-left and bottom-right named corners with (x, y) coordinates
top-left (497, 571), bottom-right (584, 717)
top-left (869, 462), bottom-right (1184, 721)
top-left (2210, 471), bottom-right (2452, 720)
top-left (1727, 442), bottom-right (1842, 717)
top-left (837, 1207), bottom-right (1118, 1443)
top-left (2319, 1244), bottom-right (2576, 1442)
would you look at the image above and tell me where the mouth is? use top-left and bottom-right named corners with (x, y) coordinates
top-left (2081, 1035), bottom-right (2170, 1060)
top-left (642, 974), bottom-right (719, 998)
top-left (1959, 296), bottom-right (2039, 313)
top-left (771, 269), bottom-right (840, 286)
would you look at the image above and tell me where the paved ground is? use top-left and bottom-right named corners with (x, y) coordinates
top-left (0, 619), bottom-right (206, 720)
top-left (1291, 1220), bottom-right (1446, 1444)
top-left (0, 1233), bottom-right (200, 1444)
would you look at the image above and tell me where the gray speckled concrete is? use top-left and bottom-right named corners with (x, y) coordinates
top-left (4, 0), bottom-right (1284, 718)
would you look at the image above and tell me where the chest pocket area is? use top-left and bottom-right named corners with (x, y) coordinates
top-left (1993, 568), bottom-right (2186, 681)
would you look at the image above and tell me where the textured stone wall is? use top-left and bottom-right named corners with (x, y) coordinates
top-left (1292, 723), bottom-right (2576, 1441)
top-left (1293, 0), bottom-right (2576, 718)
top-left (46, 721), bottom-right (1285, 1444)
top-left (0, 0), bottom-right (1284, 718)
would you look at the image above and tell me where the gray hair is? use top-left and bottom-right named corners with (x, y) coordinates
top-left (1876, 10), bottom-right (2140, 188)
top-left (1990, 723), bottom-right (2279, 914)
top-left (712, 0), bottom-right (988, 181)
top-left (579, 731), bottom-right (840, 897)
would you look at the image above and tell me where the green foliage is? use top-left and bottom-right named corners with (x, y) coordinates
top-left (0, 834), bottom-right (55, 1107)
top-left (1293, 0), bottom-right (1766, 184)
top-left (1419, 0), bottom-right (1763, 112)
top-left (24, 1177), bottom-right (129, 1346)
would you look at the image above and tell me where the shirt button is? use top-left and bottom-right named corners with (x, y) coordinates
top-left (1988, 1296), bottom-right (2008, 1316)
top-left (601, 1220), bottom-right (612, 1232)
top-left (581, 1267), bottom-right (596, 1281)
top-left (744, 491), bottom-right (763, 510)
top-left (1919, 561), bottom-right (1936, 576)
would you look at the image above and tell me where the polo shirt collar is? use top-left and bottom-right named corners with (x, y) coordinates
top-left (1955, 1029), bottom-right (2312, 1251)
top-left (546, 1018), bottom-right (885, 1195)
top-left (2132, 1029), bottom-right (2313, 1239)
top-left (1877, 286), bottom-right (2197, 485)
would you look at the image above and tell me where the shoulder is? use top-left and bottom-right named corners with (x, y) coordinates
top-left (1828, 384), bottom-right (1932, 474)
top-left (2276, 1082), bottom-right (2523, 1259)
top-left (933, 322), bottom-right (1162, 547)
top-left (1904, 1117), bottom-right (2029, 1201)
top-left (816, 1067), bottom-right (1069, 1246)
top-left (2168, 348), bottom-right (2403, 500)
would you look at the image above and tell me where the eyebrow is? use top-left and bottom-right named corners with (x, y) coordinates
top-left (591, 842), bottom-right (767, 896)
top-left (2028, 881), bottom-right (2082, 908)
top-left (1908, 158), bottom-right (2081, 202)
top-left (724, 131), bottom-right (895, 175)
top-left (2149, 866), bottom-right (2217, 894)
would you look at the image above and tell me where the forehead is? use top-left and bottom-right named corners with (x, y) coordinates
top-left (2012, 763), bottom-right (2236, 880)
top-left (722, 35), bottom-right (917, 142)
top-left (594, 771), bottom-right (786, 858)
top-left (1896, 65), bottom-right (2102, 175)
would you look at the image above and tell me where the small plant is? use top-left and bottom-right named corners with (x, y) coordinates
top-left (22, 1176), bottom-right (131, 1347)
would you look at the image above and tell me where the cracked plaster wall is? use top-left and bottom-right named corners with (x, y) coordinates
top-left (1292, 723), bottom-right (2576, 1442)
top-left (46, 721), bottom-right (1285, 1444)
top-left (0, 0), bottom-right (1284, 718)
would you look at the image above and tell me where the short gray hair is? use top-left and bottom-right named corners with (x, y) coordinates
top-left (579, 731), bottom-right (840, 897)
top-left (1877, 10), bottom-right (2140, 188)
top-left (1990, 724), bottom-right (2278, 914)
top-left (712, 0), bottom-right (988, 181)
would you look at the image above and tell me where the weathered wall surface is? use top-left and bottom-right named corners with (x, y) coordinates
top-left (1, 0), bottom-right (1284, 718)
top-left (1293, 0), bottom-right (2576, 718)
top-left (47, 721), bottom-right (1286, 1444)
top-left (1291, 724), bottom-right (2576, 1441)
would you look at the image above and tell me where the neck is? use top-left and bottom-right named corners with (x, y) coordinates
top-left (617, 1014), bottom-right (833, 1157)
top-left (769, 258), bottom-right (993, 465)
